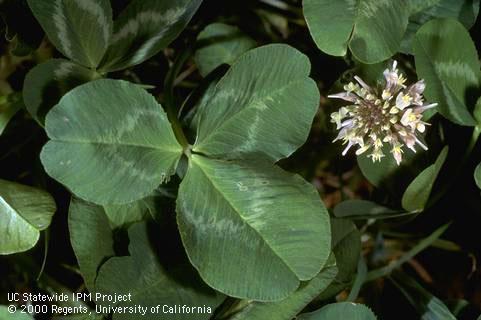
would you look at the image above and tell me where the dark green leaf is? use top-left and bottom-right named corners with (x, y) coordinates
top-left (177, 155), bottom-right (331, 301)
top-left (357, 144), bottom-right (417, 187)
top-left (194, 44), bottom-right (320, 162)
top-left (413, 18), bottom-right (480, 126)
top-left (303, 0), bottom-right (409, 63)
top-left (99, 0), bottom-right (202, 71)
top-left (402, 146), bottom-right (448, 212)
top-left (230, 255), bottom-right (337, 320)
top-left (103, 193), bottom-right (159, 229)
top-left (40, 79), bottom-right (183, 205)
top-left (334, 200), bottom-right (408, 219)
top-left (27, 0), bottom-right (112, 67)
top-left (401, 0), bottom-right (480, 53)
top-left (23, 59), bottom-right (96, 123)
top-left (195, 23), bottom-right (256, 76)
top-left (0, 179), bottom-right (56, 254)
top-left (318, 218), bottom-right (361, 300)
top-left (96, 222), bottom-right (224, 320)
top-left (69, 198), bottom-right (114, 293)
top-left (297, 302), bottom-right (377, 320)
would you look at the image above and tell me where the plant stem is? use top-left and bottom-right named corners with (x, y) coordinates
top-left (163, 48), bottom-right (194, 150)
top-left (166, 103), bottom-right (190, 149)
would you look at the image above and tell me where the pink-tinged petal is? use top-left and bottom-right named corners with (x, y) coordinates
top-left (408, 80), bottom-right (425, 95)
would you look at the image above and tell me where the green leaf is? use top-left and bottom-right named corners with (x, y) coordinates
top-left (390, 271), bottom-right (456, 320)
top-left (230, 255), bottom-right (337, 320)
top-left (194, 44), bottom-right (320, 162)
top-left (40, 79), bottom-right (183, 205)
top-left (475, 163), bottom-right (481, 189)
top-left (401, 0), bottom-right (480, 53)
top-left (103, 193), bottom-right (158, 229)
top-left (303, 0), bottom-right (409, 63)
top-left (27, 0), bottom-right (112, 68)
top-left (23, 59), bottom-right (96, 123)
top-left (347, 256), bottom-right (367, 301)
top-left (413, 18), bottom-right (480, 126)
top-left (357, 144), bottom-right (417, 187)
top-left (96, 222), bottom-right (224, 320)
top-left (0, 93), bottom-right (22, 135)
top-left (318, 218), bottom-right (361, 300)
top-left (334, 200), bottom-right (409, 219)
top-left (402, 147), bottom-right (448, 212)
top-left (0, 306), bottom-right (33, 319)
top-left (297, 302), bottom-right (377, 320)
top-left (194, 23), bottom-right (256, 77)
top-left (99, 0), bottom-right (203, 71)
top-left (177, 155), bottom-right (331, 301)
top-left (69, 198), bottom-right (114, 293)
top-left (0, 179), bottom-right (56, 255)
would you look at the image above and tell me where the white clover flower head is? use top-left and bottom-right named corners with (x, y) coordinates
top-left (328, 61), bottom-right (436, 165)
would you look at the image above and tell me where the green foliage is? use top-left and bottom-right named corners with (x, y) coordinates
top-left (401, 0), bottom-right (480, 53)
top-left (334, 200), bottom-right (408, 219)
top-left (318, 219), bottom-right (361, 300)
top-left (2, 1), bottom-right (481, 319)
top-left (178, 156), bottom-right (330, 300)
top-left (27, 0), bottom-right (113, 68)
top-left (229, 255), bottom-right (337, 320)
top-left (0, 179), bottom-right (56, 254)
top-left (40, 79), bottom-right (182, 205)
top-left (23, 59), bottom-right (96, 122)
top-left (297, 302), bottom-right (377, 320)
top-left (413, 18), bottom-right (481, 125)
top-left (357, 144), bottom-right (416, 187)
top-left (96, 222), bottom-right (224, 320)
top-left (195, 23), bottom-right (256, 76)
top-left (194, 44), bottom-right (320, 162)
top-left (303, 0), bottom-right (409, 63)
top-left (69, 198), bottom-right (115, 292)
top-left (99, 0), bottom-right (203, 71)
top-left (402, 146), bottom-right (448, 212)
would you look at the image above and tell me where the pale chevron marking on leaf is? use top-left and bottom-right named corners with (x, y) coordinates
top-left (230, 113), bottom-right (262, 154)
top-left (201, 79), bottom-right (304, 150)
top-left (53, 0), bottom-right (73, 59)
top-left (53, 61), bottom-right (76, 78)
top-left (73, 0), bottom-right (111, 45)
top-left (102, 108), bottom-right (161, 144)
top-left (358, 0), bottom-right (391, 19)
top-left (111, 8), bottom-right (186, 44)
top-left (103, 146), bottom-right (169, 183)
top-left (53, 0), bottom-right (110, 61)
top-left (435, 60), bottom-right (480, 86)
